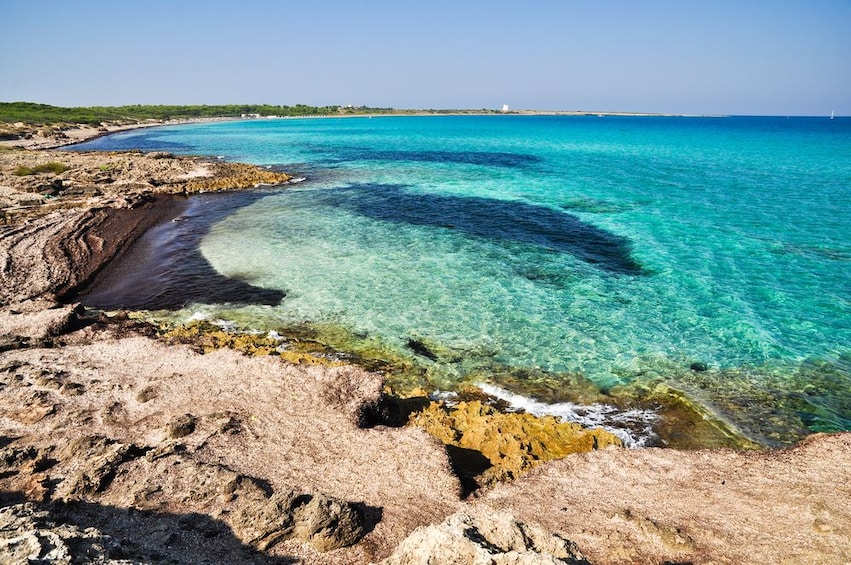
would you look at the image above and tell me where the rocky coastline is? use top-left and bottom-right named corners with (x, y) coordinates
top-left (1, 127), bottom-right (849, 564)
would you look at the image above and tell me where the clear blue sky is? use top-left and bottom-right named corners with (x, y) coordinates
top-left (2, 0), bottom-right (849, 115)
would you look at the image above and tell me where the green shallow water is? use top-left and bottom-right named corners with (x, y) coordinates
top-left (73, 115), bottom-right (851, 447)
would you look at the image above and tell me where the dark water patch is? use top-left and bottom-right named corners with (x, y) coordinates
top-left (771, 242), bottom-right (851, 261)
top-left (560, 197), bottom-right (640, 214)
top-left (317, 184), bottom-right (644, 275)
top-left (322, 147), bottom-right (541, 169)
top-left (80, 191), bottom-right (285, 310)
top-left (516, 259), bottom-right (584, 287)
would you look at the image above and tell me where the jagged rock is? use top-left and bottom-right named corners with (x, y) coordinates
top-left (0, 334), bottom-right (31, 352)
top-left (55, 435), bottom-right (146, 498)
top-left (147, 151), bottom-right (174, 159)
top-left (409, 400), bottom-right (622, 485)
top-left (292, 492), bottom-right (366, 551)
top-left (381, 510), bottom-right (588, 564)
top-left (230, 489), bottom-right (366, 552)
top-left (0, 302), bottom-right (85, 341)
top-left (0, 503), bottom-right (123, 564)
top-left (115, 451), bottom-right (367, 553)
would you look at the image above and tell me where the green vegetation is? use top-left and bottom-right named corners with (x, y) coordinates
top-left (0, 102), bottom-right (399, 125)
top-left (13, 162), bottom-right (70, 176)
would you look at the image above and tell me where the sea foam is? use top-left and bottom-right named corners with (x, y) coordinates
top-left (478, 383), bottom-right (659, 448)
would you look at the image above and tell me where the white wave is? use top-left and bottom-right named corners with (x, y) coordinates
top-left (429, 389), bottom-right (459, 406)
top-left (210, 318), bottom-right (239, 332)
top-left (478, 383), bottom-right (659, 448)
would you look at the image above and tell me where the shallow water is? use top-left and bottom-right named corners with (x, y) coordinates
top-left (72, 115), bottom-right (851, 446)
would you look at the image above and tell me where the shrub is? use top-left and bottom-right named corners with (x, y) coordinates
top-left (13, 162), bottom-right (69, 176)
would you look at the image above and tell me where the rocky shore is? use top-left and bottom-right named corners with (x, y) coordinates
top-left (1, 131), bottom-right (850, 564)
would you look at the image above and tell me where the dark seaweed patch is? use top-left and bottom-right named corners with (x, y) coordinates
top-left (327, 147), bottom-right (541, 169)
top-left (320, 184), bottom-right (645, 275)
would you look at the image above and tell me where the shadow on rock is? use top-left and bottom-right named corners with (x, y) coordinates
top-left (0, 496), bottom-right (298, 564)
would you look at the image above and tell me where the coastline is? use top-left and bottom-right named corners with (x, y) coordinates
top-left (0, 116), bottom-right (243, 151)
top-left (1, 125), bottom-right (849, 563)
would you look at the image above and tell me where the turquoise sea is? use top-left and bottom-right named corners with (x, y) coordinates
top-left (72, 115), bottom-right (851, 447)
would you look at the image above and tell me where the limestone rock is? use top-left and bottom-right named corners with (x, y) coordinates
top-left (54, 435), bottom-right (146, 499)
top-left (164, 413), bottom-right (197, 439)
top-left (230, 489), bottom-right (366, 552)
top-left (409, 400), bottom-right (622, 485)
top-left (0, 503), bottom-right (122, 564)
top-left (381, 510), bottom-right (587, 564)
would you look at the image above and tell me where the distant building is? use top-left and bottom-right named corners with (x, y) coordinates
top-left (502, 104), bottom-right (509, 113)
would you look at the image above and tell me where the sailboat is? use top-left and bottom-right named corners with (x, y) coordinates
top-left (830, 110), bottom-right (835, 120)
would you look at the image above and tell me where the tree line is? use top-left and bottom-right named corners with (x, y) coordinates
top-left (0, 102), bottom-right (398, 125)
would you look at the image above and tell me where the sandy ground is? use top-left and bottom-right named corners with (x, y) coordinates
top-left (1, 132), bottom-right (849, 564)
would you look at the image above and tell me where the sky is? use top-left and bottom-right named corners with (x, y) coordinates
top-left (1, 0), bottom-right (849, 115)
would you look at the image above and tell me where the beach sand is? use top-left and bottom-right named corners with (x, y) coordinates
top-left (1, 128), bottom-right (849, 564)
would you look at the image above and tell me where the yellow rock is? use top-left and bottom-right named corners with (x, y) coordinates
top-left (409, 399), bottom-right (622, 485)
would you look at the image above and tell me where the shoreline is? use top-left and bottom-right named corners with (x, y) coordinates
top-left (0, 110), bottom-right (723, 152)
top-left (0, 116), bottom-right (242, 151)
top-left (1, 127), bottom-right (850, 563)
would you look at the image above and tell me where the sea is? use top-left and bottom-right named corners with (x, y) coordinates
top-left (70, 115), bottom-right (851, 448)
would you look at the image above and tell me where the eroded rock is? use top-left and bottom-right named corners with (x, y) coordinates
top-left (165, 413), bottom-right (197, 439)
top-left (0, 503), bottom-right (122, 564)
top-left (409, 400), bottom-right (622, 485)
top-left (381, 510), bottom-right (587, 564)
top-left (54, 435), bottom-right (146, 498)
top-left (231, 489), bottom-right (366, 552)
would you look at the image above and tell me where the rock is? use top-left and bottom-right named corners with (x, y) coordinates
top-left (112, 451), bottom-right (367, 553)
top-left (0, 334), bottom-right (31, 352)
top-left (0, 303), bottom-right (86, 341)
top-left (407, 337), bottom-right (438, 361)
top-left (293, 493), bottom-right (367, 551)
top-left (230, 489), bottom-right (366, 552)
top-left (135, 385), bottom-right (158, 403)
top-left (690, 362), bottom-right (709, 372)
top-left (147, 151), bottom-right (174, 159)
top-left (381, 510), bottom-right (587, 564)
top-left (0, 503), bottom-right (122, 564)
top-left (165, 413), bottom-right (197, 439)
top-left (55, 435), bottom-right (146, 498)
top-left (409, 400), bottom-right (622, 486)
